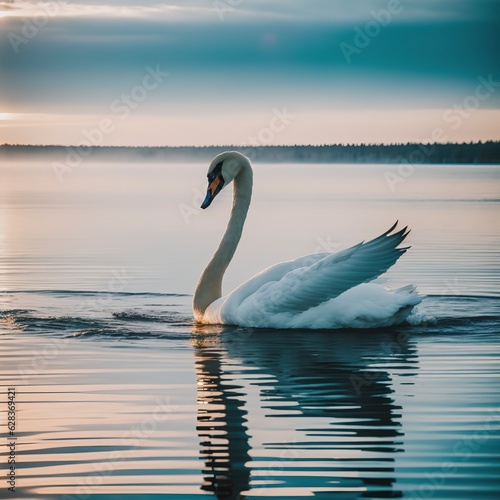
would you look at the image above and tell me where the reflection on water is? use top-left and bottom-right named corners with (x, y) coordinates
top-left (196, 342), bottom-right (251, 497)
top-left (194, 327), bottom-right (418, 498)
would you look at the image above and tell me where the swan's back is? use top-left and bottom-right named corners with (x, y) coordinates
top-left (205, 223), bottom-right (422, 329)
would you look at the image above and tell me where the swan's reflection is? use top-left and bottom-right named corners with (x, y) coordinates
top-left (195, 335), bottom-right (251, 498)
top-left (193, 326), bottom-right (418, 499)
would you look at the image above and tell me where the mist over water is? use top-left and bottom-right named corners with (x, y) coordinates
top-left (2, 161), bottom-right (499, 296)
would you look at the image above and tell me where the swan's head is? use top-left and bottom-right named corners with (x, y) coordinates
top-left (201, 151), bottom-right (250, 209)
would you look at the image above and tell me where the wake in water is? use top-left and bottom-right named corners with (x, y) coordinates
top-left (1, 290), bottom-right (500, 339)
top-left (0, 290), bottom-right (193, 338)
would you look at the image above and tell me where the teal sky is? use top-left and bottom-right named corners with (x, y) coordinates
top-left (1, 0), bottom-right (499, 145)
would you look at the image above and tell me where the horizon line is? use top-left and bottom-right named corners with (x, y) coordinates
top-left (2, 141), bottom-right (500, 149)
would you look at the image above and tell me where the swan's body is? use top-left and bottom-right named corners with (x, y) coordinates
top-left (193, 151), bottom-right (422, 329)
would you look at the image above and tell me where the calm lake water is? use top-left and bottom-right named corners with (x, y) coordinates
top-left (1, 160), bottom-right (500, 499)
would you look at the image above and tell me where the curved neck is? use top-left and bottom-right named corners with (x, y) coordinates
top-left (193, 165), bottom-right (253, 320)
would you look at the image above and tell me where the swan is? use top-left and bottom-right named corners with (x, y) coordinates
top-left (193, 151), bottom-right (422, 329)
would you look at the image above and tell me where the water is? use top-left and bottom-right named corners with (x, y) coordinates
top-left (1, 161), bottom-right (500, 499)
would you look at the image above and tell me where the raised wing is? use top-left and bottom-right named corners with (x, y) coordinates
top-left (223, 222), bottom-right (410, 319)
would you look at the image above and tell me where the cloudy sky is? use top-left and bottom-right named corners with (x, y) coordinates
top-left (1, 0), bottom-right (499, 146)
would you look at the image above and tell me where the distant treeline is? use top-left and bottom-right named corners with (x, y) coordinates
top-left (1, 142), bottom-right (499, 164)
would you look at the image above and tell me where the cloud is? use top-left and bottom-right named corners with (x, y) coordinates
top-left (1, 0), bottom-right (499, 117)
top-left (2, 0), bottom-right (500, 22)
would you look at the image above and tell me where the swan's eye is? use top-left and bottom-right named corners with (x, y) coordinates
top-left (207, 161), bottom-right (224, 183)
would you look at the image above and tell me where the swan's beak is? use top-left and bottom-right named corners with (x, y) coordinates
top-left (201, 176), bottom-right (224, 209)
top-left (201, 190), bottom-right (214, 209)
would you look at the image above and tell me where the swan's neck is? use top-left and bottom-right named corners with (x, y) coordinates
top-left (193, 166), bottom-right (253, 321)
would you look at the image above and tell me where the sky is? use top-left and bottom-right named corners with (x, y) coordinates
top-left (0, 0), bottom-right (499, 146)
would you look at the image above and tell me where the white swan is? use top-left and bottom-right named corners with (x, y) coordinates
top-left (193, 151), bottom-right (422, 329)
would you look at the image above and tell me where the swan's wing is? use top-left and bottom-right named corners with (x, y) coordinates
top-left (225, 223), bottom-right (410, 318)
top-left (205, 255), bottom-right (328, 323)
top-left (221, 236), bottom-right (369, 308)
top-left (218, 248), bottom-right (353, 312)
